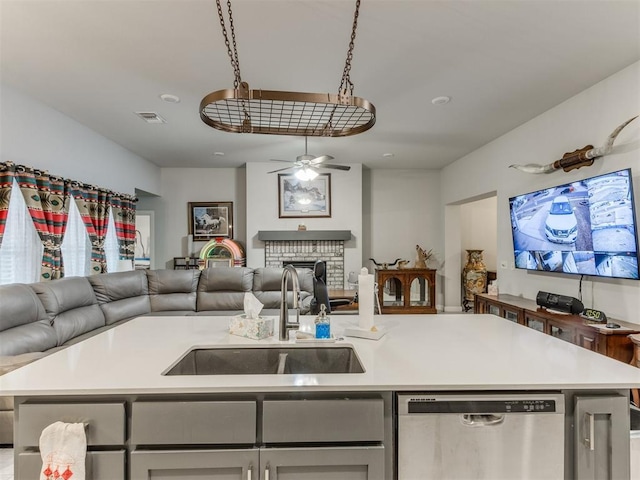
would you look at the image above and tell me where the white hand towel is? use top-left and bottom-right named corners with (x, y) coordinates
top-left (39, 421), bottom-right (87, 480)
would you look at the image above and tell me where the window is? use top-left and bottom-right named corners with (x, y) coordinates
top-left (0, 180), bottom-right (125, 284)
top-left (0, 179), bottom-right (42, 284)
top-left (60, 199), bottom-right (91, 278)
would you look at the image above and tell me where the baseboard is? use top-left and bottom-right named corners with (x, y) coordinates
top-left (443, 305), bottom-right (464, 313)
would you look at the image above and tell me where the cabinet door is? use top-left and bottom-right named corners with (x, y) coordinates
top-left (574, 395), bottom-right (630, 479)
top-left (547, 319), bottom-right (575, 343)
top-left (131, 449), bottom-right (259, 480)
top-left (503, 307), bottom-right (521, 324)
top-left (473, 296), bottom-right (487, 314)
top-left (525, 314), bottom-right (545, 333)
top-left (261, 446), bottom-right (384, 480)
top-left (19, 451), bottom-right (125, 480)
top-left (577, 329), bottom-right (598, 352)
top-left (487, 303), bottom-right (500, 317)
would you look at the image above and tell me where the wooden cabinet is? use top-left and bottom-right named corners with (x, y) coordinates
top-left (475, 293), bottom-right (639, 363)
top-left (376, 268), bottom-right (436, 314)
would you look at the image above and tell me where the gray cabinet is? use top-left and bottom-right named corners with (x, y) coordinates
top-left (261, 446), bottom-right (385, 480)
top-left (574, 394), bottom-right (630, 479)
top-left (130, 397), bottom-right (385, 480)
top-left (15, 402), bottom-right (126, 480)
top-left (19, 450), bottom-right (125, 480)
top-left (15, 395), bottom-right (387, 480)
top-left (131, 446), bottom-right (384, 480)
top-left (131, 400), bottom-right (257, 445)
top-left (131, 449), bottom-right (259, 480)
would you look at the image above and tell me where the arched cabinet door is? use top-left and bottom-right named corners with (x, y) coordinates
top-left (375, 268), bottom-right (436, 314)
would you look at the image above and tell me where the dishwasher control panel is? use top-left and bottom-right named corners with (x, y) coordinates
top-left (407, 398), bottom-right (557, 414)
top-left (398, 393), bottom-right (565, 415)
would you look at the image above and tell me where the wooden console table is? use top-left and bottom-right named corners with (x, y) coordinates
top-left (475, 293), bottom-right (639, 364)
top-left (376, 268), bottom-right (436, 314)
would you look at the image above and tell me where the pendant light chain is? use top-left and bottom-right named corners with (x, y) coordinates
top-left (201, 0), bottom-right (375, 137)
top-left (216, 0), bottom-right (242, 89)
top-left (339, 0), bottom-right (361, 98)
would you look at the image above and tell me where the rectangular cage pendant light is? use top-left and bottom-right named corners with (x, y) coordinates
top-left (201, 0), bottom-right (375, 137)
top-left (200, 83), bottom-right (376, 137)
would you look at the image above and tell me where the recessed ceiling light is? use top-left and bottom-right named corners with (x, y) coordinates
top-left (213, 152), bottom-right (225, 156)
top-left (159, 93), bottom-right (181, 103)
top-left (431, 96), bottom-right (451, 105)
top-left (382, 153), bottom-right (394, 158)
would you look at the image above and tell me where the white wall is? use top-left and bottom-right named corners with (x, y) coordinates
top-left (460, 196), bottom-right (497, 271)
top-left (140, 168), bottom-right (246, 269)
top-left (366, 169), bottom-right (444, 308)
top-left (0, 84), bottom-right (160, 196)
top-left (246, 162), bottom-right (362, 286)
top-left (441, 61), bottom-right (640, 322)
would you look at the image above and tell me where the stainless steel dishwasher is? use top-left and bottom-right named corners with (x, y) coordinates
top-left (397, 392), bottom-right (565, 479)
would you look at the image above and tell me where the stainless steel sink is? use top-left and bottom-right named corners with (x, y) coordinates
top-left (163, 345), bottom-right (365, 375)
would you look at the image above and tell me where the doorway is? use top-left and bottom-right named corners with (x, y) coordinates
top-left (443, 193), bottom-right (497, 312)
top-left (135, 210), bottom-right (154, 270)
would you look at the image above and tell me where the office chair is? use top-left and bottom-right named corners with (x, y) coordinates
top-left (310, 260), bottom-right (353, 314)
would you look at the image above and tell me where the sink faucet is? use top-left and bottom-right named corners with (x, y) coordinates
top-left (279, 264), bottom-right (300, 340)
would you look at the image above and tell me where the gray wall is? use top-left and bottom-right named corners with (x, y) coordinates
top-left (3, 59), bottom-right (639, 322)
top-left (441, 61), bottom-right (640, 320)
top-left (0, 84), bottom-right (160, 196)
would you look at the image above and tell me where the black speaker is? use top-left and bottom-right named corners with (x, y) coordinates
top-left (536, 291), bottom-right (584, 314)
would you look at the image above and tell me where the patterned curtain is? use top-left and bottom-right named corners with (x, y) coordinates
top-left (109, 194), bottom-right (137, 260)
top-left (69, 182), bottom-right (111, 274)
top-left (13, 165), bottom-right (70, 280)
top-left (0, 161), bottom-right (16, 247)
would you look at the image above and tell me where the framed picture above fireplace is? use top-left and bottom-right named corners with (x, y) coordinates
top-left (278, 173), bottom-right (331, 218)
top-left (188, 201), bottom-right (233, 240)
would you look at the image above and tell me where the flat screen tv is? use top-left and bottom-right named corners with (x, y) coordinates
top-left (509, 168), bottom-right (639, 279)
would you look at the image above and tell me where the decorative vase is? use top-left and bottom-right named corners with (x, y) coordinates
top-left (462, 249), bottom-right (488, 303)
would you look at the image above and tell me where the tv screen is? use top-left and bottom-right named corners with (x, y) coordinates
top-left (509, 168), bottom-right (639, 279)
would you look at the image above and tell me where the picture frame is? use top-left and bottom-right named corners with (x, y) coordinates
top-left (278, 173), bottom-right (331, 218)
top-left (188, 201), bottom-right (233, 240)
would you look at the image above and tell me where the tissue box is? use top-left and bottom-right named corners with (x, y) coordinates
top-left (229, 315), bottom-right (274, 340)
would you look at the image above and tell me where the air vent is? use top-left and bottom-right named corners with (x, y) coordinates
top-left (135, 112), bottom-right (166, 124)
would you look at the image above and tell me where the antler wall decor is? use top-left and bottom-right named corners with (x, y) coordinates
top-left (509, 115), bottom-right (638, 174)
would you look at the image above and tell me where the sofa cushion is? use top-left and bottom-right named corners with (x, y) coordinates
top-left (196, 267), bottom-right (254, 312)
top-left (89, 270), bottom-right (151, 325)
top-left (0, 283), bottom-right (57, 355)
top-left (252, 267), bottom-right (314, 312)
top-left (31, 276), bottom-right (106, 346)
top-left (147, 269), bottom-right (199, 312)
top-left (0, 351), bottom-right (50, 376)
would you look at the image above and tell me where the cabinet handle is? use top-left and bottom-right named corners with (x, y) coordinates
top-left (247, 464), bottom-right (252, 480)
top-left (584, 412), bottom-right (595, 451)
top-left (264, 465), bottom-right (270, 480)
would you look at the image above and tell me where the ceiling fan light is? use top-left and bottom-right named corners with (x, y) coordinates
top-left (295, 167), bottom-right (319, 181)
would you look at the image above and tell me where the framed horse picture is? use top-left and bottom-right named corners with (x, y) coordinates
top-left (188, 201), bottom-right (233, 240)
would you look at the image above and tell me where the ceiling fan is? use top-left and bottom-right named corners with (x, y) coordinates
top-left (268, 137), bottom-right (351, 180)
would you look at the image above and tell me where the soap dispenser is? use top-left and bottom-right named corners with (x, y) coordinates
top-left (315, 304), bottom-right (331, 339)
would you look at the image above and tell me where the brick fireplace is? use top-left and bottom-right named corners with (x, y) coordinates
top-left (258, 231), bottom-right (351, 289)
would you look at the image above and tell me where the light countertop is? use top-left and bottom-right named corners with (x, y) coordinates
top-left (2, 314), bottom-right (640, 396)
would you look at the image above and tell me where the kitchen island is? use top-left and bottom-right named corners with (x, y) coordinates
top-left (2, 313), bottom-right (640, 479)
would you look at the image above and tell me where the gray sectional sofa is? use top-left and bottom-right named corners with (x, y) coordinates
top-left (0, 266), bottom-right (314, 445)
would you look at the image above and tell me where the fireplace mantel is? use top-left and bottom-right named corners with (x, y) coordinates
top-left (257, 230), bottom-right (351, 241)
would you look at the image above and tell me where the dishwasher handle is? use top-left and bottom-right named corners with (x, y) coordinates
top-left (461, 413), bottom-right (505, 426)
